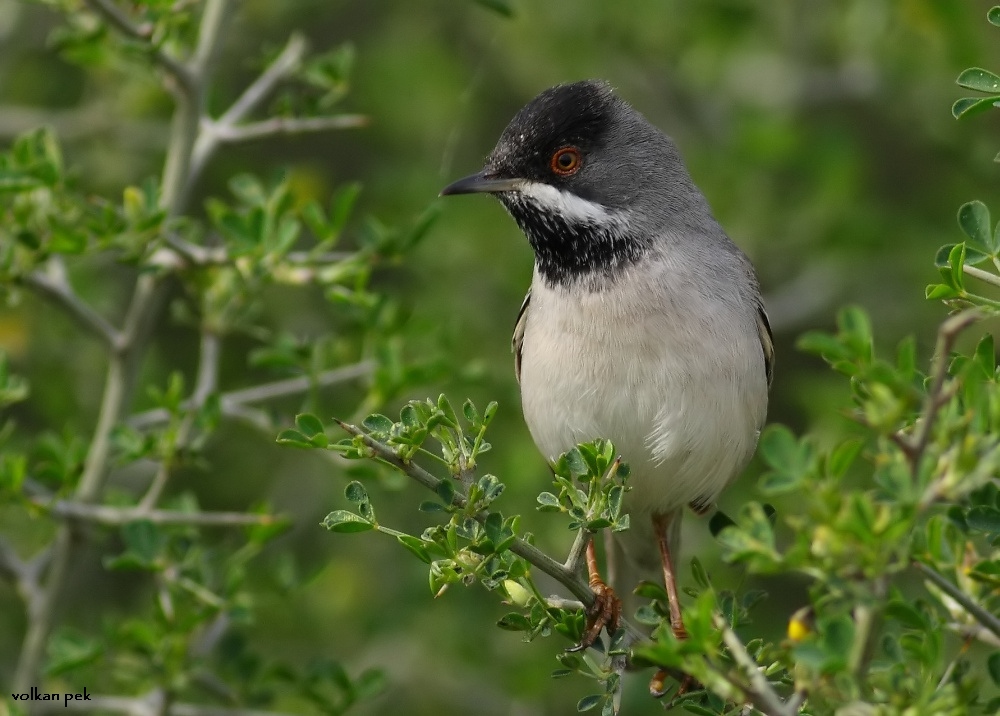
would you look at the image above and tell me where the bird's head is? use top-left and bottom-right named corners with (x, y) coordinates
top-left (442, 80), bottom-right (704, 287)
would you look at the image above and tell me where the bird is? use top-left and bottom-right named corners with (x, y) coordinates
top-left (441, 80), bottom-right (773, 688)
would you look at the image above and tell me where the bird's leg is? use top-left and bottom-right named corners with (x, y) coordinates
top-left (653, 512), bottom-right (688, 641)
top-left (650, 511), bottom-right (696, 699)
top-left (566, 537), bottom-right (621, 653)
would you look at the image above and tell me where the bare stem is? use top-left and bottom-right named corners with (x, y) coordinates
top-left (45, 501), bottom-right (279, 527)
top-left (82, 0), bottom-right (195, 94)
top-left (716, 614), bottom-right (797, 716)
top-left (139, 331), bottom-right (220, 509)
top-left (129, 360), bottom-right (374, 430)
top-left (963, 263), bottom-right (1000, 289)
top-left (209, 114), bottom-right (369, 143)
top-left (25, 261), bottom-right (122, 349)
top-left (189, 33), bottom-right (307, 182)
top-left (914, 560), bottom-right (1000, 640)
top-left (907, 309), bottom-right (982, 472)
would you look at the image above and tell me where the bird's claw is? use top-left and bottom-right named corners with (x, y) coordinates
top-left (566, 580), bottom-right (621, 653)
top-left (649, 668), bottom-right (700, 700)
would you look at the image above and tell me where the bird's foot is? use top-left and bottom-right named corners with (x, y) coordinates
top-left (649, 668), bottom-right (700, 700)
top-left (566, 579), bottom-right (621, 653)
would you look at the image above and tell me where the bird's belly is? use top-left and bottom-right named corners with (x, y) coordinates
top-left (518, 289), bottom-right (766, 516)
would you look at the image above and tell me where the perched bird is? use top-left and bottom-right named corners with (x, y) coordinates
top-left (441, 80), bottom-right (772, 674)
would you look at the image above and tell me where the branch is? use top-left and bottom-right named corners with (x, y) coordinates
top-left (208, 114), bottom-right (369, 143)
top-left (716, 614), bottom-right (797, 716)
top-left (963, 263), bottom-right (1000, 289)
top-left (907, 309), bottom-right (982, 471)
top-left (82, 0), bottom-right (194, 95)
top-left (189, 33), bottom-right (307, 181)
top-left (334, 420), bottom-right (647, 645)
top-left (26, 262), bottom-right (122, 350)
top-left (139, 330), bottom-right (220, 509)
top-left (45, 501), bottom-right (280, 527)
top-left (913, 560), bottom-right (1000, 641)
top-left (128, 361), bottom-right (374, 430)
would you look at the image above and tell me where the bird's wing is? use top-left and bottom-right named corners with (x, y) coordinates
top-left (756, 302), bottom-right (775, 388)
top-left (512, 289), bottom-right (531, 384)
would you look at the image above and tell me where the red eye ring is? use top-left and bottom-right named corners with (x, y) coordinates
top-left (550, 146), bottom-right (582, 176)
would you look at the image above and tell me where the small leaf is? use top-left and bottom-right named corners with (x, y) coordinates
top-left (496, 612), bottom-right (532, 631)
top-left (577, 695), bottom-right (602, 712)
top-left (276, 429), bottom-right (312, 448)
top-left (362, 413), bottom-right (394, 434)
top-left (344, 481), bottom-right (368, 504)
top-left (953, 95), bottom-right (1000, 120)
top-left (957, 67), bottom-right (1000, 93)
top-left (990, 6), bottom-right (1000, 26)
top-left (958, 201), bottom-right (994, 251)
top-left (988, 652), bottom-right (1000, 687)
top-left (967, 506), bottom-right (1000, 533)
top-left (397, 534), bottom-right (431, 563)
top-left (322, 510), bottom-right (373, 533)
top-left (536, 491), bottom-right (561, 509)
top-left (295, 413), bottom-right (325, 438)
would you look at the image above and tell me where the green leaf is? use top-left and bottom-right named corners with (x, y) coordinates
top-left (577, 695), bottom-right (602, 712)
top-left (828, 439), bottom-right (863, 478)
top-left (885, 600), bottom-right (928, 630)
top-left (121, 520), bottom-right (161, 564)
top-left (957, 67), bottom-right (1000, 93)
top-left (276, 429), bottom-right (312, 449)
top-left (967, 506), bottom-right (1000, 533)
top-left (708, 511), bottom-right (735, 537)
top-left (322, 510), bottom-right (373, 533)
top-left (397, 534), bottom-right (431, 563)
top-left (958, 201), bottom-right (994, 251)
top-left (496, 612), bottom-right (532, 631)
top-left (536, 491), bottom-right (561, 509)
top-left (295, 413), bottom-right (325, 438)
top-left (362, 414), bottom-right (394, 434)
top-left (988, 652), bottom-right (1000, 687)
top-left (952, 95), bottom-right (1000, 120)
top-left (344, 481), bottom-right (368, 504)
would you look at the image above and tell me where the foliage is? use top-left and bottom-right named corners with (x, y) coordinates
top-left (0, 1), bottom-right (434, 714)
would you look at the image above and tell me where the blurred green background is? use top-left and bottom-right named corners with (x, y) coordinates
top-left (2, 0), bottom-right (1000, 712)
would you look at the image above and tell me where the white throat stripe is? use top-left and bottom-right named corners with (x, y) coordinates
top-left (518, 181), bottom-right (615, 224)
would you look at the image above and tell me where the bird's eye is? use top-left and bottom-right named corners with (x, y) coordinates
top-left (550, 147), bottom-right (582, 176)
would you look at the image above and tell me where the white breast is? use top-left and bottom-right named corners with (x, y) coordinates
top-left (518, 261), bottom-right (768, 519)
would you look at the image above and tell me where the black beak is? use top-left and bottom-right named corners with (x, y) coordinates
top-left (440, 171), bottom-right (523, 196)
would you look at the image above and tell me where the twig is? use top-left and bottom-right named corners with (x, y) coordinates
top-left (26, 262), bottom-right (122, 350)
top-left (208, 114), bottom-right (369, 143)
top-left (46, 501), bottom-right (279, 527)
top-left (335, 420), bottom-right (647, 644)
top-left (0, 537), bottom-right (47, 613)
top-left (139, 331), bottom-right (220, 509)
top-left (906, 309), bottom-right (982, 471)
top-left (82, 0), bottom-right (195, 94)
top-left (963, 263), bottom-right (1000, 289)
top-left (563, 528), bottom-right (591, 575)
top-left (913, 560), bottom-right (1000, 640)
top-left (189, 33), bottom-right (307, 182)
top-left (128, 360), bottom-right (374, 430)
top-left (716, 614), bottom-right (796, 716)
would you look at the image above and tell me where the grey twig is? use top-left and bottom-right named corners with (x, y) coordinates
top-left (26, 262), bottom-right (122, 349)
top-left (563, 527), bottom-right (591, 575)
top-left (128, 361), bottom-right (374, 430)
top-left (45, 501), bottom-right (280, 527)
top-left (716, 614), bottom-right (797, 716)
top-left (335, 420), bottom-right (647, 645)
top-left (909, 309), bottom-right (983, 473)
top-left (139, 331), bottom-right (220, 509)
top-left (82, 0), bottom-right (194, 94)
top-left (190, 33), bottom-right (307, 181)
top-left (209, 114), bottom-right (369, 143)
top-left (914, 560), bottom-right (1000, 641)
